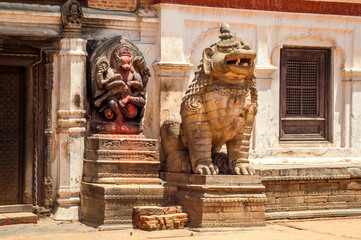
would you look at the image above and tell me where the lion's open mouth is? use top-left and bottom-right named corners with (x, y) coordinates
top-left (226, 58), bottom-right (251, 67)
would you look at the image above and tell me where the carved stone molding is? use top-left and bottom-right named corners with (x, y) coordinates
top-left (57, 109), bottom-right (86, 118)
top-left (139, 17), bottom-right (159, 44)
top-left (61, 0), bottom-right (83, 38)
top-left (89, 36), bottom-right (150, 134)
top-left (153, 62), bottom-right (194, 86)
top-left (58, 38), bottom-right (87, 57)
top-left (341, 67), bottom-right (361, 84)
top-left (255, 65), bottom-right (278, 82)
top-left (262, 174), bottom-right (350, 181)
top-left (57, 110), bottom-right (86, 133)
top-left (56, 187), bottom-right (80, 206)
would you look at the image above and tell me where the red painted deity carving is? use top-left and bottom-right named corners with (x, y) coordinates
top-left (90, 37), bottom-right (150, 134)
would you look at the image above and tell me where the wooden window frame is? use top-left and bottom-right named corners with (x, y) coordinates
top-left (280, 47), bottom-right (331, 142)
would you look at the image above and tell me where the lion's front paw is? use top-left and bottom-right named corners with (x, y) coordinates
top-left (232, 163), bottom-right (255, 175)
top-left (194, 162), bottom-right (219, 175)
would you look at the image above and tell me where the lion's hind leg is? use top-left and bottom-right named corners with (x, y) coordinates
top-left (211, 151), bottom-right (230, 174)
top-left (165, 150), bottom-right (192, 173)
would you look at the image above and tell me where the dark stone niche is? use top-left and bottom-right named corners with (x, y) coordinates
top-left (89, 36), bottom-right (150, 134)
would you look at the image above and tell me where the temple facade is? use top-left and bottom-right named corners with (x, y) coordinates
top-left (0, 0), bottom-right (360, 223)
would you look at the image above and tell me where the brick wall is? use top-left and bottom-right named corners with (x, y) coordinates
top-left (87, 0), bottom-right (157, 11)
top-left (88, 0), bottom-right (138, 11)
top-left (155, 0), bottom-right (361, 16)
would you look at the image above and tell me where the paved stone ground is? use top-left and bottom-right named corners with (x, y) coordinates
top-left (1, 216), bottom-right (361, 240)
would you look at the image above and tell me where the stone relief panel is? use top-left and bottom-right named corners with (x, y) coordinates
top-left (89, 36), bottom-right (150, 134)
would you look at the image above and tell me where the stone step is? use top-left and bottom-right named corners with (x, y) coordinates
top-left (0, 212), bottom-right (37, 226)
top-left (83, 160), bottom-right (161, 183)
top-left (0, 204), bottom-right (33, 214)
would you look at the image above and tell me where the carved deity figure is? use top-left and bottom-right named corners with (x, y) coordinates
top-left (61, 0), bottom-right (83, 37)
top-left (161, 23), bottom-right (257, 175)
top-left (94, 49), bottom-right (145, 121)
top-left (90, 37), bottom-right (150, 134)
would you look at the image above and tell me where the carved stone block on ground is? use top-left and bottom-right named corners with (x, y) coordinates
top-left (133, 205), bottom-right (188, 231)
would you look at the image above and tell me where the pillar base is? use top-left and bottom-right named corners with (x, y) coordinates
top-left (53, 206), bottom-right (80, 221)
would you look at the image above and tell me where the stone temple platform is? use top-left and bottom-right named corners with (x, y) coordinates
top-left (162, 172), bottom-right (266, 230)
top-left (81, 134), bottom-right (164, 230)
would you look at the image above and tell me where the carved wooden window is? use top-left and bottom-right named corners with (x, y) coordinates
top-left (280, 48), bottom-right (330, 141)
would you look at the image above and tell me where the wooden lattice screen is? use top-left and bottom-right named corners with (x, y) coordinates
top-left (280, 48), bottom-right (330, 141)
top-left (0, 66), bottom-right (26, 204)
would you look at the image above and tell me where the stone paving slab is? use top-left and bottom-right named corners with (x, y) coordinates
top-left (1, 217), bottom-right (361, 240)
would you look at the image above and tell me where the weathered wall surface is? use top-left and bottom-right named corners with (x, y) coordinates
top-left (154, 3), bottom-right (361, 165)
top-left (0, 2), bottom-right (159, 220)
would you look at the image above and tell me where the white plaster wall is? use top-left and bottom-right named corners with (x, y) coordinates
top-left (155, 3), bottom-right (361, 165)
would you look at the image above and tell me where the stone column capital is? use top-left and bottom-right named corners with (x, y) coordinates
top-left (152, 62), bottom-right (194, 73)
top-left (59, 38), bottom-right (87, 57)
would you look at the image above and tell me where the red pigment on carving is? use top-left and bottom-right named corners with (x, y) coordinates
top-left (128, 103), bottom-right (135, 115)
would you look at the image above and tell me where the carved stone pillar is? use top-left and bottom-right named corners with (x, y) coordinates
top-left (43, 50), bottom-right (56, 211)
top-left (152, 62), bottom-right (193, 125)
top-left (54, 0), bottom-right (87, 220)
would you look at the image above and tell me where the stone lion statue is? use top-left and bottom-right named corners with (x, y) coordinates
top-left (161, 23), bottom-right (257, 175)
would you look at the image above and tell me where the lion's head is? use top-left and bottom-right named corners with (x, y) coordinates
top-left (202, 22), bottom-right (256, 85)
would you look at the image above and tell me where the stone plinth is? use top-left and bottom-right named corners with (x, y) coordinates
top-left (162, 172), bottom-right (266, 229)
top-left (81, 134), bottom-right (164, 229)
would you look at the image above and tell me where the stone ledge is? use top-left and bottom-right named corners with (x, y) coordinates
top-left (266, 208), bottom-right (361, 220)
top-left (162, 172), bottom-right (262, 185)
top-left (0, 212), bottom-right (37, 226)
top-left (258, 164), bottom-right (361, 180)
top-left (0, 204), bottom-right (33, 214)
